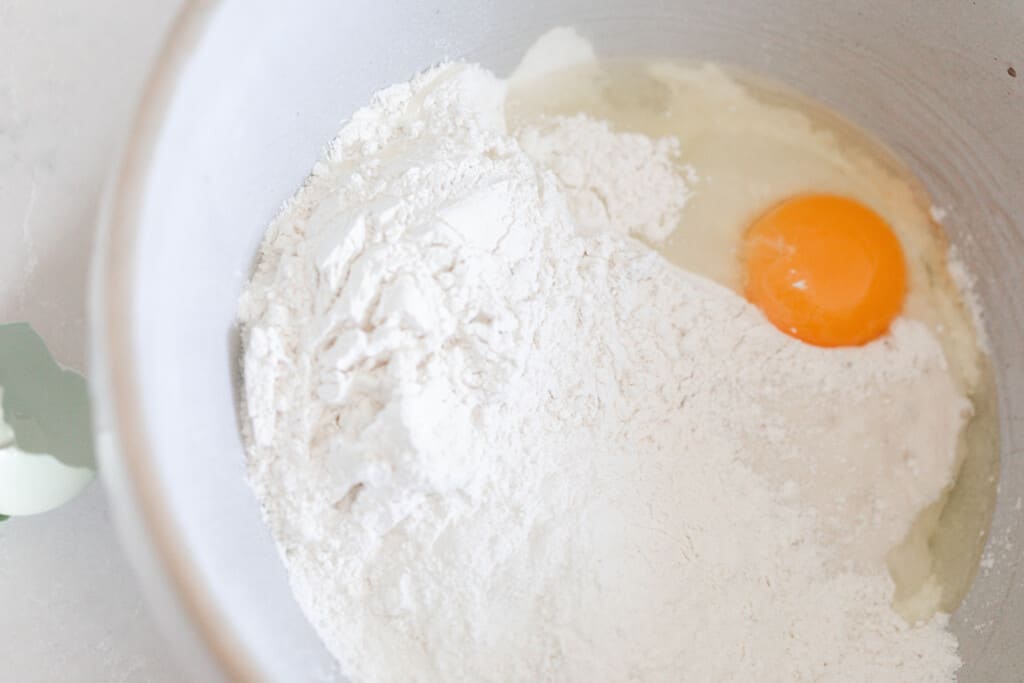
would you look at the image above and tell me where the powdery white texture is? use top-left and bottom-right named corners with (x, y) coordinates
top-left (947, 245), bottom-right (991, 354)
top-left (507, 26), bottom-right (596, 87)
top-left (518, 114), bottom-right (695, 242)
top-left (240, 63), bottom-right (963, 682)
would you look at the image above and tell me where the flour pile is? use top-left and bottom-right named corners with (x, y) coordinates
top-left (240, 64), bottom-right (964, 681)
top-left (518, 114), bottom-right (696, 242)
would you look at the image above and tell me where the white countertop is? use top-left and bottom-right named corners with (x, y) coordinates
top-left (1, 1), bottom-right (188, 679)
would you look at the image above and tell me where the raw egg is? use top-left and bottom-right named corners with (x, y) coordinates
top-left (743, 194), bottom-right (907, 347)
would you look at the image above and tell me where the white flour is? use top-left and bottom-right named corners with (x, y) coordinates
top-left (518, 115), bottom-right (696, 242)
top-left (240, 63), bottom-right (964, 681)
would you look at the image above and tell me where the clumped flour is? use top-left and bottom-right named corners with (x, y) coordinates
top-left (517, 115), bottom-right (696, 242)
top-left (241, 63), bottom-right (964, 681)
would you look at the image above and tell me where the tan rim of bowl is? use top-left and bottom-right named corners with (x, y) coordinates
top-left (93, 0), bottom-right (261, 680)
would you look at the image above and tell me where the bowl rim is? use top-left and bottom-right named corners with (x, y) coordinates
top-left (89, 0), bottom-right (258, 680)
top-left (89, 3), bottom-right (1020, 681)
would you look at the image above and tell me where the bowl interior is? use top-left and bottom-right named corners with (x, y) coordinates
top-left (94, 1), bottom-right (1024, 680)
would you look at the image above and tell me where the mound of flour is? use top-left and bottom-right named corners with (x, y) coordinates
top-left (240, 63), bottom-right (963, 681)
top-left (517, 114), bottom-right (696, 242)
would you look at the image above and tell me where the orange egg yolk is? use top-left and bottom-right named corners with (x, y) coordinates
top-left (743, 194), bottom-right (907, 347)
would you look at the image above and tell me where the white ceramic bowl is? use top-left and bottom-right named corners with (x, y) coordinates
top-left (90, 1), bottom-right (1024, 680)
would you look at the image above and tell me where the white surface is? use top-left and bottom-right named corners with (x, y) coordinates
top-left (0, 0), bottom-right (185, 680)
